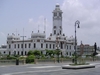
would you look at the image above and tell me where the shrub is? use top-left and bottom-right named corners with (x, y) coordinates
top-left (7, 55), bottom-right (16, 60)
top-left (26, 55), bottom-right (35, 63)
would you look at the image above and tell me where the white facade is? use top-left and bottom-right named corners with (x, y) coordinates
top-left (0, 4), bottom-right (75, 57)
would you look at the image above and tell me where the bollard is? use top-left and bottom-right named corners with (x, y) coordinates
top-left (72, 58), bottom-right (74, 63)
top-left (16, 58), bottom-right (19, 65)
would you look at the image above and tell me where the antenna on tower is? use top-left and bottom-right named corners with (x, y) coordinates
top-left (44, 18), bottom-right (46, 34)
top-left (16, 29), bottom-right (17, 36)
top-left (38, 25), bottom-right (39, 33)
top-left (23, 28), bottom-right (24, 36)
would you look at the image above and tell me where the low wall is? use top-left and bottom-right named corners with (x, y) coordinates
top-left (0, 59), bottom-right (25, 65)
top-left (34, 58), bottom-right (72, 64)
top-left (35, 57), bottom-right (100, 64)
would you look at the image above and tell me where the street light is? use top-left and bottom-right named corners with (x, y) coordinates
top-left (74, 20), bottom-right (80, 64)
top-left (56, 36), bottom-right (60, 63)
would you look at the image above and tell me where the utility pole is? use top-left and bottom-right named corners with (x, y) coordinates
top-left (20, 28), bottom-right (26, 56)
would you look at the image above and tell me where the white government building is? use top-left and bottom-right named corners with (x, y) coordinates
top-left (0, 4), bottom-right (76, 57)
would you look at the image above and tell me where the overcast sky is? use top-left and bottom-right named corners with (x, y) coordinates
top-left (0, 0), bottom-right (100, 46)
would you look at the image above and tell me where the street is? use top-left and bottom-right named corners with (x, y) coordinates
top-left (0, 62), bottom-right (100, 75)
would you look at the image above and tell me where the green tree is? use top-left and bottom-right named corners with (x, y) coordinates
top-left (26, 55), bottom-right (35, 63)
top-left (33, 50), bottom-right (41, 59)
top-left (54, 49), bottom-right (61, 56)
top-left (46, 50), bottom-right (54, 58)
top-left (27, 50), bottom-right (34, 56)
top-left (0, 52), bottom-right (1, 56)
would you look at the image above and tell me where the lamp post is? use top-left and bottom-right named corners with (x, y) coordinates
top-left (20, 28), bottom-right (26, 56)
top-left (56, 36), bottom-right (60, 63)
top-left (74, 20), bottom-right (80, 64)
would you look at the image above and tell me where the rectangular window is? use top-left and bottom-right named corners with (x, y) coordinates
top-left (9, 45), bottom-right (11, 49)
top-left (41, 43), bottom-right (43, 48)
top-left (67, 45), bottom-right (68, 49)
top-left (25, 44), bottom-right (27, 48)
top-left (37, 40), bottom-right (40, 42)
top-left (54, 30), bottom-right (56, 34)
top-left (53, 44), bottom-right (55, 49)
top-left (70, 46), bottom-right (71, 49)
top-left (34, 43), bottom-right (36, 48)
top-left (14, 44), bottom-right (16, 48)
top-left (60, 30), bottom-right (61, 34)
top-left (21, 44), bottom-right (23, 48)
top-left (46, 44), bottom-right (48, 48)
top-left (70, 52), bottom-right (71, 56)
top-left (29, 43), bottom-right (31, 48)
top-left (18, 44), bottom-right (19, 48)
top-left (50, 44), bottom-right (51, 49)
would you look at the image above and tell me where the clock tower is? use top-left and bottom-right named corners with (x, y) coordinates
top-left (52, 4), bottom-right (63, 36)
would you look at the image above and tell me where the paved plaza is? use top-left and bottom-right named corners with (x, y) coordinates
top-left (0, 62), bottom-right (100, 75)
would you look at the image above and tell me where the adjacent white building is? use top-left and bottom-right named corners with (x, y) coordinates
top-left (0, 4), bottom-right (76, 56)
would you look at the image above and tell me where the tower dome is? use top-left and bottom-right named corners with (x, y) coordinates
top-left (31, 31), bottom-right (45, 38)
